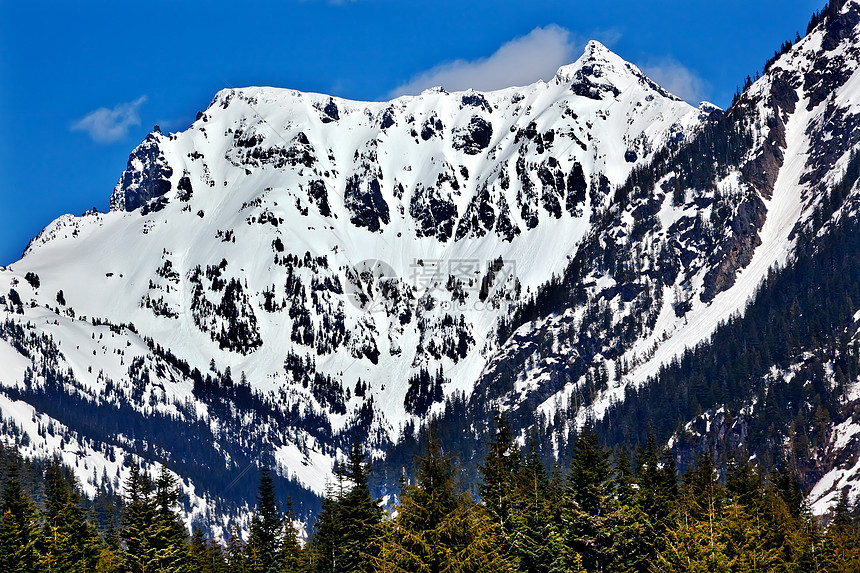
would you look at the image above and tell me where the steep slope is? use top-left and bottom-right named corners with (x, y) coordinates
top-left (5, 0), bottom-right (860, 527)
top-left (434, 0), bottom-right (860, 514)
top-left (0, 42), bottom-right (705, 526)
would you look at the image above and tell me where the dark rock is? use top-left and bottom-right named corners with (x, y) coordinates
top-left (177, 176), bottom-right (193, 202)
top-left (453, 116), bottom-right (493, 155)
top-left (566, 162), bottom-right (588, 215)
top-left (321, 98), bottom-right (340, 123)
top-left (307, 179), bottom-right (331, 217)
top-left (538, 163), bottom-right (564, 218)
top-left (700, 195), bottom-right (767, 302)
top-left (110, 134), bottom-right (174, 212)
top-left (461, 93), bottom-right (492, 113)
top-left (410, 184), bottom-right (457, 241)
top-left (344, 174), bottom-right (390, 232)
top-left (380, 107), bottom-right (396, 130)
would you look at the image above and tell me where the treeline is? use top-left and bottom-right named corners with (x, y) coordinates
top-left (598, 149), bottom-right (860, 475)
top-left (3, 420), bottom-right (860, 572)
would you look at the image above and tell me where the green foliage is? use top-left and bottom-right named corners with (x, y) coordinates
top-left (0, 453), bottom-right (40, 573)
top-left (376, 435), bottom-right (514, 573)
top-left (308, 438), bottom-right (383, 573)
top-left (3, 425), bottom-right (860, 573)
top-left (39, 459), bottom-right (101, 572)
top-left (248, 467), bottom-right (285, 573)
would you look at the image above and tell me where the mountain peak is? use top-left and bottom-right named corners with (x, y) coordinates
top-left (554, 40), bottom-right (626, 81)
top-left (553, 40), bottom-right (678, 101)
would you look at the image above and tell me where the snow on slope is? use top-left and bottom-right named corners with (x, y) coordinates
top-left (0, 41), bottom-right (705, 517)
top-left (536, 4), bottom-right (860, 425)
top-left (470, 1), bottom-right (860, 516)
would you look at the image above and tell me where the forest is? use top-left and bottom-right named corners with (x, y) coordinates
top-left (1, 418), bottom-right (859, 573)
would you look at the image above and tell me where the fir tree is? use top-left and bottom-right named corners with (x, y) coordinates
top-left (121, 461), bottom-right (157, 573)
top-left (376, 434), bottom-right (513, 573)
top-left (280, 497), bottom-right (302, 573)
top-left (820, 490), bottom-right (860, 572)
top-left (39, 459), bottom-right (101, 573)
top-left (151, 463), bottom-right (189, 572)
top-left (248, 467), bottom-right (284, 573)
top-left (309, 485), bottom-right (343, 573)
top-left (226, 523), bottom-right (250, 573)
top-left (333, 439), bottom-right (383, 572)
top-left (561, 426), bottom-right (619, 572)
top-left (509, 438), bottom-right (566, 573)
top-left (189, 526), bottom-right (230, 573)
top-left (479, 415), bottom-right (521, 534)
top-left (309, 438), bottom-right (382, 573)
top-left (0, 453), bottom-right (39, 573)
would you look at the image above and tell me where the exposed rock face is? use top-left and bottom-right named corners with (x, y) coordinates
top-left (19, 11), bottom-right (860, 531)
top-left (453, 115), bottom-right (493, 155)
top-left (110, 133), bottom-right (174, 211)
top-left (700, 195), bottom-right (767, 303)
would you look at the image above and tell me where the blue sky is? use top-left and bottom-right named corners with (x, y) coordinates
top-left (0, 0), bottom-right (822, 265)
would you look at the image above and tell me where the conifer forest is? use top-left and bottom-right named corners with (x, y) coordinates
top-left (6, 0), bottom-right (860, 571)
top-left (1, 422), bottom-right (860, 572)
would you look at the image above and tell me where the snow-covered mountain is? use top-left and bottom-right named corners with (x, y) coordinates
top-left (3, 0), bottom-right (860, 529)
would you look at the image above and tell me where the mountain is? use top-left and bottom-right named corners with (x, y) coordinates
top-left (2, 0), bottom-right (860, 531)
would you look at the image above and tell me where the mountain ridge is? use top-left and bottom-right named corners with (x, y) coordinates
top-left (3, 0), bottom-right (860, 532)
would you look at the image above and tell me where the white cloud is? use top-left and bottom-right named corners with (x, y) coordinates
top-left (71, 96), bottom-right (147, 143)
top-left (641, 59), bottom-right (710, 104)
top-left (389, 25), bottom-right (580, 97)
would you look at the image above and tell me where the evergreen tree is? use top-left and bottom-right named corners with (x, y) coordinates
top-left (479, 415), bottom-right (521, 535)
top-left (226, 523), bottom-right (251, 573)
top-left (561, 426), bottom-right (619, 571)
top-left (280, 497), bottom-right (302, 573)
top-left (39, 459), bottom-right (101, 573)
top-left (820, 490), bottom-right (860, 572)
top-left (0, 453), bottom-right (40, 573)
top-left (310, 438), bottom-right (382, 573)
top-left (121, 461), bottom-right (157, 573)
top-left (608, 449), bottom-right (650, 573)
top-left (151, 463), bottom-right (190, 572)
top-left (333, 439), bottom-right (383, 572)
top-left (376, 434), bottom-right (513, 573)
top-left (509, 439), bottom-right (565, 573)
top-left (248, 467), bottom-right (284, 573)
top-left (309, 484), bottom-right (343, 573)
top-left (189, 526), bottom-right (230, 573)
top-left (624, 433), bottom-right (677, 572)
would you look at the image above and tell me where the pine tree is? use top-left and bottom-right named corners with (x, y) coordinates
top-left (376, 434), bottom-right (513, 573)
top-left (479, 415), bottom-right (521, 535)
top-left (561, 426), bottom-right (619, 572)
top-left (508, 438), bottom-right (565, 573)
top-left (39, 459), bottom-right (101, 573)
top-left (226, 523), bottom-right (251, 573)
top-left (656, 452), bottom-right (729, 572)
top-left (309, 484), bottom-right (343, 573)
top-left (280, 497), bottom-right (302, 573)
top-left (626, 432), bottom-right (678, 572)
top-left (121, 461), bottom-right (157, 573)
top-left (248, 467), bottom-right (284, 573)
top-left (309, 438), bottom-right (382, 573)
top-left (333, 439), bottom-right (383, 572)
top-left (820, 490), bottom-right (860, 572)
top-left (608, 449), bottom-right (651, 573)
top-left (151, 463), bottom-right (189, 572)
top-left (0, 453), bottom-right (40, 573)
top-left (189, 526), bottom-right (230, 573)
